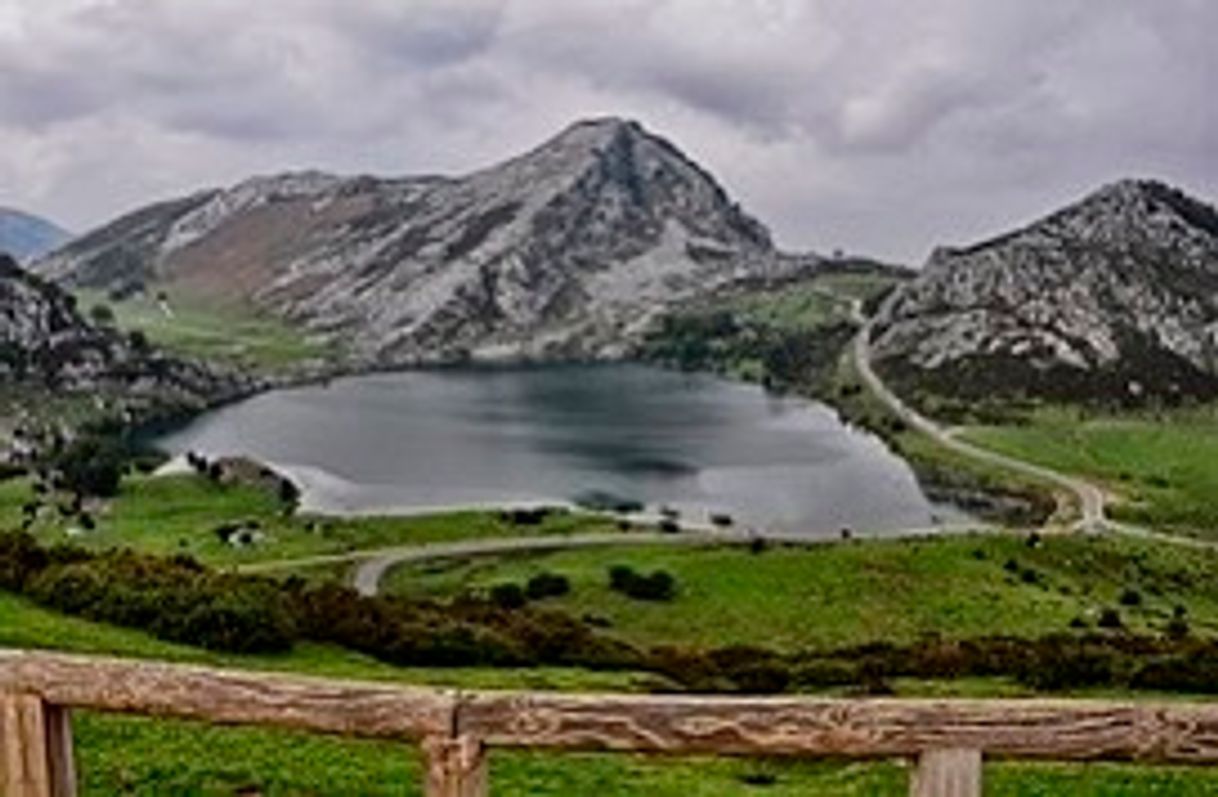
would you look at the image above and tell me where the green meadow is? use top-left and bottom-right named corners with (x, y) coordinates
top-left (964, 407), bottom-right (1218, 537)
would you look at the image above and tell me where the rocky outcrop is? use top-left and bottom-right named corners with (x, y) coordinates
top-left (1, 254), bottom-right (246, 410)
top-left (38, 119), bottom-right (816, 365)
top-left (0, 208), bottom-right (69, 262)
top-left (872, 180), bottom-right (1218, 403)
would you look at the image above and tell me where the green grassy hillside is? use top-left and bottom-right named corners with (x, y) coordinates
top-left (4, 471), bottom-right (624, 567)
top-left (964, 408), bottom-right (1218, 537)
top-left (76, 289), bottom-right (333, 371)
top-left (384, 533), bottom-right (1218, 651)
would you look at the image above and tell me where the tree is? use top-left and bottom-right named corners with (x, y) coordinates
top-left (127, 329), bottom-right (150, 354)
top-left (89, 303), bottom-right (116, 326)
top-left (56, 436), bottom-right (125, 498)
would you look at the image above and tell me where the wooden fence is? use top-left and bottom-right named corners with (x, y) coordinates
top-left (3, 650), bottom-right (1218, 796)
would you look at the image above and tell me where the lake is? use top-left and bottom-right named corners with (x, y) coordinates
top-left (154, 364), bottom-right (954, 537)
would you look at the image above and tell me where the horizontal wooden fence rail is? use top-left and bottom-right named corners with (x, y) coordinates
top-left (3, 650), bottom-right (1218, 796)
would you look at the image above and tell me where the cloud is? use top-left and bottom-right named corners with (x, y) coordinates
top-left (0, 0), bottom-right (1215, 263)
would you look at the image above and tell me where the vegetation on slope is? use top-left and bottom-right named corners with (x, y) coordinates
top-left (75, 288), bottom-right (336, 373)
top-left (386, 534), bottom-right (1218, 652)
top-left (3, 470), bottom-right (623, 567)
top-left (639, 265), bottom-right (901, 397)
top-left (8, 535), bottom-right (1218, 794)
top-left (829, 346), bottom-right (1060, 526)
top-left (964, 407), bottom-right (1218, 538)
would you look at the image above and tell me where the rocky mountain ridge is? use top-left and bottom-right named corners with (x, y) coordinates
top-left (0, 208), bottom-right (70, 261)
top-left (871, 179), bottom-right (1218, 404)
top-left (1, 254), bottom-right (248, 427)
top-left (38, 119), bottom-right (817, 365)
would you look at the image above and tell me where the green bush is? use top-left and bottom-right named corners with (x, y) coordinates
top-left (525, 572), bottom-right (571, 600)
top-left (55, 435), bottom-right (127, 498)
top-left (26, 552), bottom-right (295, 654)
top-left (608, 565), bottom-right (676, 601)
top-left (489, 583), bottom-right (527, 610)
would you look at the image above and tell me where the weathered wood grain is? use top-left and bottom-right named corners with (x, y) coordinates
top-left (911, 748), bottom-right (981, 797)
top-left (0, 651), bottom-right (452, 742)
top-left (6, 647), bottom-right (1218, 797)
top-left (457, 693), bottom-right (1218, 763)
top-left (43, 706), bottom-right (75, 797)
top-left (1, 693), bottom-right (75, 797)
top-left (423, 735), bottom-right (488, 797)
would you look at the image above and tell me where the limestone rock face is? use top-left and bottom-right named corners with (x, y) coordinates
top-left (38, 119), bottom-right (812, 364)
top-left (872, 180), bottom-right (1218, 402)
top-left (0, 254), bottom-right (240, 402)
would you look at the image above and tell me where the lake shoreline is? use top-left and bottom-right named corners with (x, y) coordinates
top-left (150, 363), bottom-right (960, 539)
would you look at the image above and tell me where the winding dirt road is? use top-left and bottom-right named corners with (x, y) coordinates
top-left (243, 292), bottom-right (1218, 596)
top-left (851, 318), bottom-right (1108, 532)
top-left (243, 515), bottom-right (975, 596)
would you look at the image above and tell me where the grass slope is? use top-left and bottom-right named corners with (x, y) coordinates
top-left (384, 533), bottom-right (1218, 651)
top-left (76, 289), bottom-right (332, 371)
top-left (965, 408), bottom-right (1218, 537)
top-left (5, 472), bottom-right (624, 567)
top-left (7, 536), bottom-right (1218, 793)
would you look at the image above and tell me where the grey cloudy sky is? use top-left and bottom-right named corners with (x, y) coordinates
top-left (1, 0), bottom-right (1214, 263)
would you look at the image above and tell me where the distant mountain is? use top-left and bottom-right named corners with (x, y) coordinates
top-left (872, 179), bottom-right (1218, 403)
top-left (37, 118), bottom-right (817, 364)
top-left (0, 254), bottom-right (242, 408)
top-left (0, 208), bottom-right (69, 261)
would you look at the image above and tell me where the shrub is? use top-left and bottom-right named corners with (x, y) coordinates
top-left (608, 566), bottom-right (676, 601)
top-left (1097, 607), bottom-right (1123, 629)
top-left (1131, 651), bottom-right (1218, 693)
top-left (525, 572), bottom-right (571, 601)
top-left (0, 532), bottom-right (48, 590)
top-left (1165, 617), bottom-right (1190, 639)
top-left (25, 551), bottom-right (295, 654)
top-left (55, 436), bottom-right (126, 498)
top-left (791, 659), bottom-right (858, 687)
top-left (1015, 640), bottom-right (1117, 690)
top-left (489, 583), bottom-right (527, 610)
top-left (608, 565), bottom-right (635, 591)
top-left (89, 303), bottom-right (115, 325)
top-left (278, 478), bottom-right (301, 508)
top-left (1119, 588), bottom-right (1142, 607)
top-left (501, 508), bottom-right (552, 526)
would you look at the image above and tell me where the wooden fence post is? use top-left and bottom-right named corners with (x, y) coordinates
top-left (423, 735), bottom-right (487, 797)
top-left (911, 748), bottom-right (981, 797)
top-left (0, 693), bottom-right (77, 797)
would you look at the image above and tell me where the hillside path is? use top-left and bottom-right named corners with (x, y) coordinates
top-left (851, 312), bottom-right (1106, 532)
top-left (241, 517), bottom-right (973, 596)
top-left (849, 304), bottom-right (1218, 560)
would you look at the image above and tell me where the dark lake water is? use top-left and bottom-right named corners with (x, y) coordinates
top-left (155, 364), bottom-right (954, 537)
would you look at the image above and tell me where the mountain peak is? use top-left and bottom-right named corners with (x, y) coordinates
top-left (0, 207), bottom-right (70, 261)
top-left (35, 118), bottom-right (792, 364)
top-left (874, 179), bottom-right (1218, 404)
top-left (1060, 178), bottom-right (1218, 233)
top-left (560, 115), bottom-right (641, 135)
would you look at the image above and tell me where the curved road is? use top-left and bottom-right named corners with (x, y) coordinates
top-left (243, 515), bottom-right (977, 596)
top-left (851, 315), bottom-right (1107, 532)
top-left (351, 531), bottom-right (728, 596)
top-left (245, 293), bottom-right (1217, 596)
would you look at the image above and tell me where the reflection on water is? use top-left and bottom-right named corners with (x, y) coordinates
top-left (155, 364), bottom-right (954, 537)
